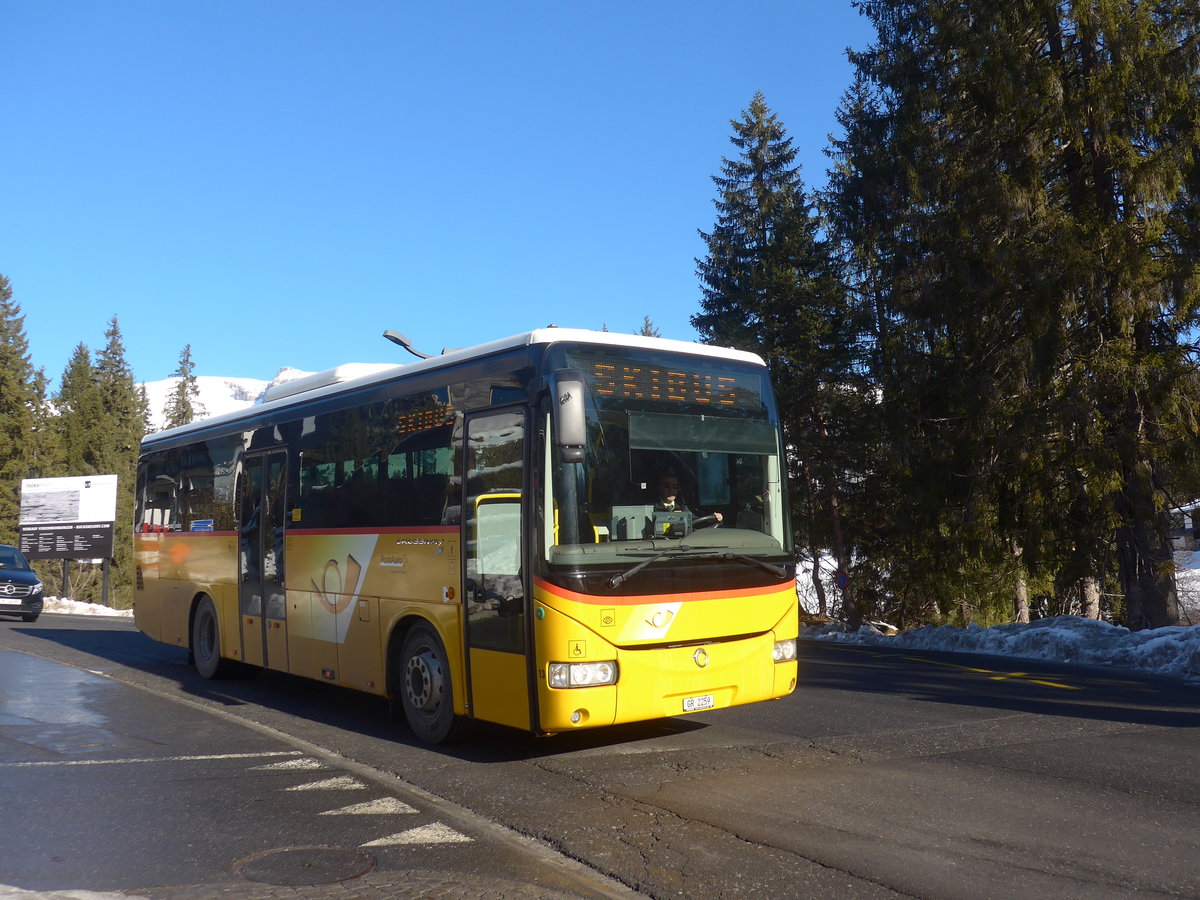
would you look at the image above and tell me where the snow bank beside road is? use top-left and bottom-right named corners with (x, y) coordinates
top-left (807, 614), bottom-right (1200, 682)
top-left (41, 597), bottom-right (133, 617)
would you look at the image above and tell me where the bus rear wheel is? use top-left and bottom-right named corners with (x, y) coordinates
top-left (395, 623), bottom-right (462, 744)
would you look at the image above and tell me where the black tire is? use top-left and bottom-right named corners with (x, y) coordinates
top-left (191, 595), bottom-right (234, 679)
top-left (20, 612), bottom-right (39, 623)
top-left (395, 623), bottom-right (462, 744)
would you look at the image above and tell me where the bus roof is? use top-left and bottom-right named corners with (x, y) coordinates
top-left (142, 328), bottom-right (766, 446)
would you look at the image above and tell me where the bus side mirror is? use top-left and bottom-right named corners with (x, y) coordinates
top-left (551, 368), bottom-right (586, 463)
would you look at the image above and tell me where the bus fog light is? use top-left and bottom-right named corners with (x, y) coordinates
top-left (548, 661), bottom-right (618, 688)
top-left (773, 639), bottom-right (797, 662)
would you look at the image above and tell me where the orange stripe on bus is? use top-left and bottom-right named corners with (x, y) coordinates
top-left (288, 526), bottom-right (457, 536)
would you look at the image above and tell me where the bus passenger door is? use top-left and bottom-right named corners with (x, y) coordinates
top-left (237, 450), bottom-right (289, 670)
top-left (462, 409), bottom-right (531, 731)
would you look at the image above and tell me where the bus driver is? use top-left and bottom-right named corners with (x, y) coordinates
top-left (654, 472), bottom-right (723, 527)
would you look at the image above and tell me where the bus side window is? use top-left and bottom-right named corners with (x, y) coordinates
top-left (138, 452), bottom-right (178, 533)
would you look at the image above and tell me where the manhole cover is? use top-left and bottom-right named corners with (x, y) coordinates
top-left (235, 846), bottom-right (377, 885)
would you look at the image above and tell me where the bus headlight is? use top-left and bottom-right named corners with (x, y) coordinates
top-left (773, 639), bottom-right (797, 663)
top-left (549, 661), bottom-right (618, 688)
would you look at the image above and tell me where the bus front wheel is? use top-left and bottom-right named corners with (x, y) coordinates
top-left (191, 596), bottom-right (235, 679)
top-left (395, 623), bottom-right (462, 743)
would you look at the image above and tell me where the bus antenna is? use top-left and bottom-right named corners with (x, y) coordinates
top-left (383, 330), bottom-right (432, 359)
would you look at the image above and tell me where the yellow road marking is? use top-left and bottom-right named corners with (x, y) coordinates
top-left (898, 655), bottom-right (1082, 690)
top-left (835, 645), bottom-right (1082, 690)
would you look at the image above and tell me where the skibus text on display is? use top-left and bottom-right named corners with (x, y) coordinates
top-left (133, 329), bottom-right (799, 742)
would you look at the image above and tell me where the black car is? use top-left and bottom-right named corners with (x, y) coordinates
top-left (0, 544), bottom-right (44, 622)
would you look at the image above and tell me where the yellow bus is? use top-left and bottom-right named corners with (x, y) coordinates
top-left (133, 329), bottom-right (798, 742)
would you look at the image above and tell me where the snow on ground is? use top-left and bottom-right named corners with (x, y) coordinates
top-left (805, 615), bottom-right (1200, 682)
top-left (42, 597), bottom-right (132, 617)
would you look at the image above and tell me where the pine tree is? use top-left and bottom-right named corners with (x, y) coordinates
top-left (694, 93), bottom-right (865, 624)
top-left (828, 0), bottom-right (1200, 628)
top-left (162, 344), bottom-right (206, 428)
top-left (0, 274), bottom-right (36, 545)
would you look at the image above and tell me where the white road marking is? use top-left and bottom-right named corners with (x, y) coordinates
top-left (2, 751), bottom-right (303, 768)
top-left (361, 823), bottom-right (473, 846)
top-left (320, 797), bottom-right (418, 815)
top-left (252, 757), bottom-right (325, 771)
top-left (284, 775), bottom-right (367, 791)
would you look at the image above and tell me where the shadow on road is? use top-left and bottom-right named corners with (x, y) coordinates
top-left (4, 618), bottom-right (707, 762)
top-left (798, 639), bottom-right (1200, 728)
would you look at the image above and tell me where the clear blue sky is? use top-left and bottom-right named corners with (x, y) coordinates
top-left (3, 1), bottom-right (875, 385)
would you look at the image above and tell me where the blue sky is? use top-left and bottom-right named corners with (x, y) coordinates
top-left (4, 2), bottom-right (875, 385)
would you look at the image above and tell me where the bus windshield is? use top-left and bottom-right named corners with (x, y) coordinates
top-left (541, 345), bottom-right (792, 577)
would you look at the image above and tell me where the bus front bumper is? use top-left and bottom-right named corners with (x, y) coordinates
top-left (537, 630), bottom-right (797, 732)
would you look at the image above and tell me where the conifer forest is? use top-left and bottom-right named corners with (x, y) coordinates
top-left (3, 2), bottom-right (1199, 628)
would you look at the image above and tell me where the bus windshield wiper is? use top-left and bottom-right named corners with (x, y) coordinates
top-left (608, 547), bottom-right (788, 588)
top-left (608, 544), bottom-right (696, 588)
top-left (721, 553), bottom-right (789, 578)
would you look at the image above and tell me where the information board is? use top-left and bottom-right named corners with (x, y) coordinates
top-left (18, 475), bottom-right (118, 561)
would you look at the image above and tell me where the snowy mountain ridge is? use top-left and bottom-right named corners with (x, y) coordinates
top-left (139, 367), bottom-right (314, 432)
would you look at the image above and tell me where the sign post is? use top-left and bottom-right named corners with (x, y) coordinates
top-left (18, 475), bottom-right (119, 606)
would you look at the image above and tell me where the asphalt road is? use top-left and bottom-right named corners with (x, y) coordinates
top-left (2, 614), bottom-right (1198, 899)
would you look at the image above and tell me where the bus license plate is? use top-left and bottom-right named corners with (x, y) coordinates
top-left (683, 694), bottom-right (715, 712)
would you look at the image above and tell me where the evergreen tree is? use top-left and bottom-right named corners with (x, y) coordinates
top-left (93, 316), bottom-right (147, 607)
top-left (54, 344), bottom-right (105, 475)
top-left (0, 274), bottom-right (36, 545)
top-left (51, 319), bottom-right (148, 606)
top-left (638, 317), bottom-right (662, 338)
top-left (138, 384), bottom-right (152, 435)
top-left (827, 15), bottom-right (1055, 626)
top-left (162, 343), bottom-right (206, 428)
top-left (694, 93), bottom-right (865, 623)
top-left (28, 368), bottom-right (62, 478)
top-left (828, 0), bottom-right (1200, 628)
top-left (51, 344), bottom-right (104, 604)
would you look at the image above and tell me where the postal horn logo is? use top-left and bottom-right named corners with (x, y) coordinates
top-left (693, 647), bottom-right (708, 668)
top-left (312, 554), bottom-right (363, 615)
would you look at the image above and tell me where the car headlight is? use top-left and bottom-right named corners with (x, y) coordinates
top-left (32, 582), bottom-right (43, 596)
top-left (773, 639), bottom-right (797, 662)
top-left (548, 661), bottom-right (619, 688)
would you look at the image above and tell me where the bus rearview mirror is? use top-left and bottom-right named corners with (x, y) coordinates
top-left (551, 368), bottom-right (586, 463)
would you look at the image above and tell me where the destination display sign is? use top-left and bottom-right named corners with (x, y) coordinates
top-left (567, 349), bottom-right (767, 414)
